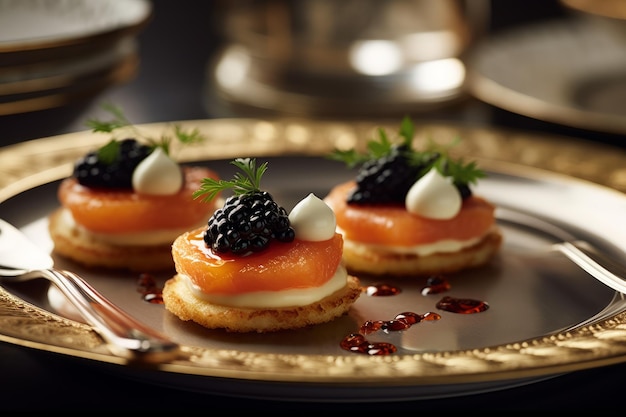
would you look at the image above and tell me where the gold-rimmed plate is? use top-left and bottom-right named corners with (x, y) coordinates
top-left (467, 16), bottom-right (626, 135)
top-left (0, 0), bottom-right (150, 114)
top-left (0, 0), bottom-right (151, 57)
top-left (0, 48), bottom-right (139, 116)
top-left (1, 119), bottom-right (626, 402)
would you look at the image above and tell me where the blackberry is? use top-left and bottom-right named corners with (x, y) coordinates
top-left (203, 191), bottom-right (295, 255)
top-left (347, 144), bottom-right (424, 205)
top-left (73, 138), bottom-right (152, 189)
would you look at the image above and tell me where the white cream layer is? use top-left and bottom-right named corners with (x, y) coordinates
top-left (338, 225), bottom-right (494, 256)
top-left (182, 265), bottom-right (349, 308)
top-left (59, 208), bottom-right (206, 246)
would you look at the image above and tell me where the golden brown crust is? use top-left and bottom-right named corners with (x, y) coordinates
top-left (48, 208), bottom-right (176, 272)
top-left (342, 229), bottom-right (503, 277)
top-left (162, 274), bottom-right (362, 333)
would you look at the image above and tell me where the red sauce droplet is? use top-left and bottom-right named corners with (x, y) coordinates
top-left (342, 311), bottom-right (441, 355)
top-left (340, 333), bottom-right (397, 355)
top-left (143, 292), bottom-right (164, 304)
top-left (436, 296), bottom-right (489, 314)
top-left (137, 273), bottom-right (164, 305)
top-left (364, 282), bottom-right (401, 296)
top-left (420, 311), bottom-right (442, 321)
top-left (137, 273), bottom-right (156, 290)
top-left (421, 275), bottom-right (451, 295)
top-left (360, 320), bottom-right (384, 334)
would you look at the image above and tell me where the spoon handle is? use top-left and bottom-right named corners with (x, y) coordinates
top-left (32, 268), bottom-right (180, 363)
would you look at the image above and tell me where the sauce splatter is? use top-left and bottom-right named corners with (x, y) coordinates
top-left (340, 311), bottom-right (441, 355)
top-left (436, 296), bottom-right (489, 314)
top-left (343, 274), bottom-right (489, 355)
top-left (421, 274), bottom-right (451, 295)
top-left (364, 282), bottom-right (401, 296)
top-left (137, 273), bottom-right (164, 304)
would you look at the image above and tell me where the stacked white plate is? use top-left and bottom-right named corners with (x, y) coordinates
top-left (0, 0), bottom-right (152, 115)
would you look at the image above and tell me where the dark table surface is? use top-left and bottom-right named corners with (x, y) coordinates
top-left (2, 0), bottom-right (626, 411)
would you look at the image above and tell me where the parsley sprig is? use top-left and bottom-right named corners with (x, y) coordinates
top-left (193, 157), bottom-right (267, 203)
top-left (328, 116), bottom-right (485, 186)
top-left (86, 102), bottom-right (205, 163)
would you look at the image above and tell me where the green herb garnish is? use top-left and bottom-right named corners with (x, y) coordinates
top-left (86, 102), bottom-right (205, 159)
top-left (95, 139), bottom-right (121, 165)
top-left (193, 157), bottom-right (267, 203)
top-left (328, 116), bottom-right (485, 186)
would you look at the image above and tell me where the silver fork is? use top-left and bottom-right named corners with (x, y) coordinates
top-left (496, 207), bottom-right (626, 294)
top-left (0, 219), bottom-right (179, 363)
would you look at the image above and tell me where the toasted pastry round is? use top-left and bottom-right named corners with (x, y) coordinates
top-left (342, 229), bottom-right (503, 277)
top-left (48, 208), bottom-right (177, 272)
top-left (162, 274), bottom-right (362, 333)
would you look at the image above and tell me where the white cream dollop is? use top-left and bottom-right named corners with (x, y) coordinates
top-left (405, 168), bottom-right (461, 219)
top-left (288, 193), bottom-right (336, 241)
top-left (132, 147), bottom-right (183, 195)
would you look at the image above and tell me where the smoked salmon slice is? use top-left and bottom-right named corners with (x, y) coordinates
top-left (172, 229), bottom-right (344, 294)
top-left (58, 166), bottom-right (219, 233)
top-left (324, 181), bottom-right (496, 246)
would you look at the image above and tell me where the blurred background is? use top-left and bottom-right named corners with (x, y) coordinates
top-left (1, 0), bottom-right (625, 150)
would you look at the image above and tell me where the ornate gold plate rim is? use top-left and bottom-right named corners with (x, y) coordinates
top-left (1, 118), bottom-right (626, 388)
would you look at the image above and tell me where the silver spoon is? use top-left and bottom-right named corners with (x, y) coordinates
top-left (0, 218), bottom-right (180, 363)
